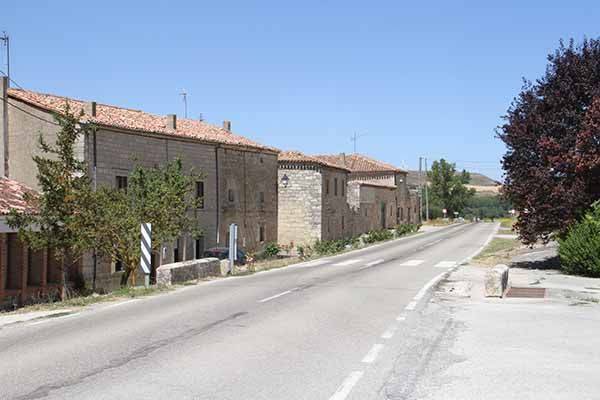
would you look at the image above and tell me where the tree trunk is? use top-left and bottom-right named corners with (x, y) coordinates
top-left (120, 268), bottom-right (131, 287)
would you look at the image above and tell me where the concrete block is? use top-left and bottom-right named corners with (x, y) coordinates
top-left (219, 259), bottom-right (231, 276)
top-left (485, 264), bottom-right (509, 297)
top-left (156, 257), bottom-right (221, 286)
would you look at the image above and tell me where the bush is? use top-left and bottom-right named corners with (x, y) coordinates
top-left (263, 242), bottom-right (281, 258)
top-left (363, 229), bottom-right (394, 244)
top-left (395, 223), bottom-right (421, 237)
top-left (558, 202), bottom-right (600, 277)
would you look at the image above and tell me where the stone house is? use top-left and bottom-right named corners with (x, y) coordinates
top-left (1, 78), bottom-right (278, 291)
top-left (0, 178), bottom-right (66, 308)
top-left (277, 151), bottom-right (353, 247)
top-left (316, 153), bottom-right (421, 230)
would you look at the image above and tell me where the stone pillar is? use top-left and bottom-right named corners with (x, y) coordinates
top-left (20, 244), bottom-right (29, 304)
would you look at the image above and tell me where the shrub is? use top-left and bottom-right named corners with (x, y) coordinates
top-left (263, 242), bottom-right (281, 258)
top-left (558, 202), bottom-right (600, 277)
top-left (363, 229), bottom-right (393, 244)
top-left (395, 223), bottom-right (421, 237)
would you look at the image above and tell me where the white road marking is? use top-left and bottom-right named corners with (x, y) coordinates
top-left (399, 259), bottom-right (425, 267)
top-left (333, 258), bottom-right (363, 266)
top-left (381, 325), bottom-right (397, 339)
top-left (434, 261), bottom-right (457, 268)
top-left (362, 343), bottom-right (385, 363)
top-left (396, 314), bottom-right (407, 322)
top-left (405, 301), bottom-right (418, 311)
top-left (29, 312), bottom-right (79, 326)
top-left (328, 371), bottom-right (364, 400)
top-left (258, 288), bottom-right (298, 303)
top-left (358, 259), bottom-right (385, 270)
top-left (298, 259), bottom-right (329, 268)
top-left (414, 272), bottom-right (447, 301)
top-left (421, 238), bottom-right (443, 248)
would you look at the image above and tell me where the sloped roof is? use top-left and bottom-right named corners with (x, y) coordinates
top-left (314, 153), bottom-right (405, 173)
top-left (8, 88), bottom-right (278, 153)
top-left (0, 178), bottom-right (37, 215)
top-left (278, 151), bottom-right (351, 172)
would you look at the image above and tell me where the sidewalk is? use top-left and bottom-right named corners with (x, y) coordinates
top-left (405, 247), bottom-right (600, 399)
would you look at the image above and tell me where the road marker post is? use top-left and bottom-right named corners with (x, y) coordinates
top-left (228, 223), bottom-right (238, 274)
top-left (140, 223), bottom-right (152, 288)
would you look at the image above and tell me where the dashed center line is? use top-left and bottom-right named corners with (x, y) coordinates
top-left (299, 259), bottom-right (329, 268)
top-left (328, 371), bottom-right (364, 400)
top-left (257, 288), bottom-right (298, 303)
top-left (333, 258), bottom-right (363, 266)
top-left (362, 343), bottom-right (385, 363)
top-left (381, 325), bottom-right (397, 339)
top-left (358, 259), bottom-right (385, 270)
top-left (434, 261), bottom-right (457, 268)
top-left (405, 301), bottom-right (418, 311)
top-left (399, 259), bottom-right (424, 267)
top-left (396, 313), bottom-right (407, 322)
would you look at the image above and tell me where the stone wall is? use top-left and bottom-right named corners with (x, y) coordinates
top-left (156, 257), bottom-right (222, 286)
top-left (321, 167), bottom-right (352, 241)
top-left (277, 167), bottom-right (322, 247)
top-left (217, 148), bottom-right (278, 252)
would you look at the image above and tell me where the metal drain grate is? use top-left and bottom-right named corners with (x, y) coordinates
top-left (505, 287), bottom-right (546, 298)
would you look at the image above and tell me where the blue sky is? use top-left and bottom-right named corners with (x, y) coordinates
top-left (3, 1), bottom-right (600, 180)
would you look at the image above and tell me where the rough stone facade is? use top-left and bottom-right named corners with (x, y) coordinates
top-left (2, 89), bottom-right (278, 292)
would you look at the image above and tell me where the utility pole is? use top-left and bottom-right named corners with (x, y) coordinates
top-left (0, 32), bottom-right (9, 87)
top-left (419, 156), bottom-right (424, 221)
top-left (180, 89), bottom-right (188, 118)
top-left (424, 157), bottom-right (430, 221)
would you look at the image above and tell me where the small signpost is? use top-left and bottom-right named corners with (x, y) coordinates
top-left (228, 223), bottom-right (238, 274)
top-left (442, 208), bottom-right (447, 219)
top-left (140, 223), bottom-right (152, 288)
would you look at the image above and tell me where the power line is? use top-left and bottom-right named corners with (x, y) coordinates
top-left (0, 69), bottom-right (23, 90)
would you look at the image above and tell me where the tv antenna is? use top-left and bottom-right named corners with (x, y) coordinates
top-left (180, 89), bottom-right (188, 118)
top-left (350, 132), bottom-right (367, 153)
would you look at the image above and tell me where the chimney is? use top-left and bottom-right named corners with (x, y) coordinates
top-left (166, 114), bottom-right (177, 130)
top-left (340, 152), bottom-right (346, 166)
top-left (85, 101), bottom-right (97, 117)
top-left (223, 120), bottom-right (231, 131)
top-left (1, 76), bottom-right (8, 177)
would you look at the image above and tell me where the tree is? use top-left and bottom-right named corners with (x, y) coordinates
top-left (427, 159), bottom-right (475, 216)
top-left (7, 105), bottom-right (94, 299)
top-left (498, 38), bottom-right (600, 244)
top-left (79, 159), bottom-right (203, 287)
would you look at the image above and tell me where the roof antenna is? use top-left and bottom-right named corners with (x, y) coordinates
top-left (179, 89), bottom-right (188, 118)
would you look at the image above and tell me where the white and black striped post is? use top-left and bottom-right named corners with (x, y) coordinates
top-left (140, 223), bottom-right (152, 287)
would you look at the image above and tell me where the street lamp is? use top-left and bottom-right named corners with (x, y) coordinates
top-left (280, 174), bottom-right (289, 188)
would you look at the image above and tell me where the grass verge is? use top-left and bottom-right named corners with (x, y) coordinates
top-left (472, 237), bottom-right (522, 266)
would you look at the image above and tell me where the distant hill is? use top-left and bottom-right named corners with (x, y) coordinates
top-left (405, 170), bottom-right (501, 192)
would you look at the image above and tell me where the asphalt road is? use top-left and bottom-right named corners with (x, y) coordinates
top-left (0, 222), bottom-right (498, 400)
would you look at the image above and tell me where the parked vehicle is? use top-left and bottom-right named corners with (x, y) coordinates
top-left (203, 247), bottom-right (247, 265)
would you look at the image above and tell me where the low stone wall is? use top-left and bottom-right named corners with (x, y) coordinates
top-left (485, 264), bottom-right (510, 297)
top-left (156, 258), bottom-right (222, 286)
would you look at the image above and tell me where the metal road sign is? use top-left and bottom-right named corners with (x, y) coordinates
top-left (140, 223), bottom-right (152, 275)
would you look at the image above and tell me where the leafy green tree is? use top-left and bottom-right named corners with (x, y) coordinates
top-left (427, 159), bottom-right (475, 216)
top-left (79, 159), bottom-right (203, 286)
top-left (7, 105), bottom-right (94, 299)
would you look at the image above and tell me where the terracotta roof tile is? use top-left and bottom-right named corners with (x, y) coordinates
top-left (354, 180), bottom-right (397, 189)
top-left (0, 178), bottom-right (38, 215)
top-left (314, 153), bottom-right (405, 173)
top-left (8, 88), bottom-right (278, 153)
top-left (278, 151), bottom-right (351, 172)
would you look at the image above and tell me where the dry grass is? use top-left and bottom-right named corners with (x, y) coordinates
top-left (472, 237), bottom-right (522, 266)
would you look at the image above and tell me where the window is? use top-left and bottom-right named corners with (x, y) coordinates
top-left (196, 181), bottom-right (204, 208)
top-left (228, 189), bottom-right (235, 202)
top-left (195, 237), bottom-right (205, 259)
top-left (390, 206), bottom-right (393, 216)
top-left (116, 176), bottom-right (128, 191)
top-left (114, 256), bottom-right (124, 272)
top-left (399, 207), bottom-right (403, 221)
top-left (342, 180), bottom-right (345, 196)
top-left (259, 191), bottom-right (265, 205)
top-left (326, 179), bottom-right (330, 195)
top-left (334, 178), bottom-right (338, 196)
top-left (173, 238), bottom-right (180, 262)
top-left (342, 216), bottom-right (345, 231)
top-left (364, 209), bottom-right (368, 217)
top-left (259, 226), bottom-right (265, 242)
